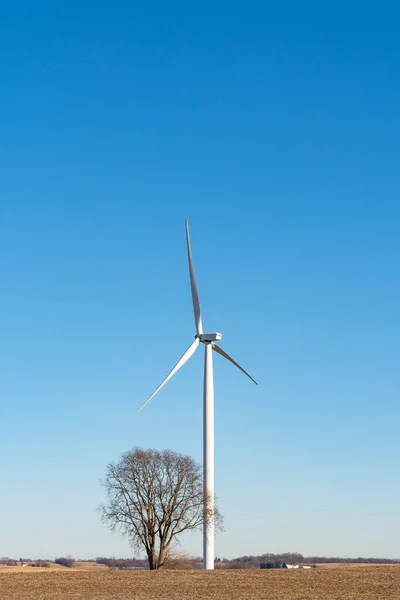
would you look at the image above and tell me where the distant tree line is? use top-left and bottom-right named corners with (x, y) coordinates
top-left (29, 561), bottom-right (50, 568)
top-left (226, 553), bottom-right (305, 569)
top-left (0, 558), bottom-right (19, 566)
top-left (96, 557), bottom-right (147, 570)
top-left (55, 557), bottom-right (75, 568)
top-left (305, 556), bottom-right (400, 565)
top-left (1, 552), bottom-right (399, 571)
top-left (260, 562), bottom-right (288, 569)
top-left (0, 558), bottom-right (50, 567)
top-left (224, 553), bottom-right (400, 569)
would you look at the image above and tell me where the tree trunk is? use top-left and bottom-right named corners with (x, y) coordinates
top-left (147, 549), bottom-right (156, 570)
top-left (157, 544), bottom-right (167, 569)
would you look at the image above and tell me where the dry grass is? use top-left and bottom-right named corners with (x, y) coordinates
top-left (0, 565), bottom-right (399, 599)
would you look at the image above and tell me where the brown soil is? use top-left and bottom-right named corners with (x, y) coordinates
top-left (0, 565), bottom-right (399, 599)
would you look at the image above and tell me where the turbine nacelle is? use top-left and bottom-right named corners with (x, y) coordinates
top-left (198, 332), bottom-right (222, 343)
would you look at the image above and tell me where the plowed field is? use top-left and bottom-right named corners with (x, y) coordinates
top-left (1, 565), bottom-right (399, 599)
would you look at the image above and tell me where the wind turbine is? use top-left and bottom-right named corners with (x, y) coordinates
top-left (138, 220), bottom-right (257, 570)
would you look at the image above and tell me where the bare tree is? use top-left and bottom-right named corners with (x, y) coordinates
top-left (100, 447), bottom-right (223, 570)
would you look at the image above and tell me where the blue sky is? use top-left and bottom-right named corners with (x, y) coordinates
top-left (1, 0), bottom-right (400, 560)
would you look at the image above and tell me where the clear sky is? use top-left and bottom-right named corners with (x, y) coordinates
top-left (1, 1), bottom-right (400, 561)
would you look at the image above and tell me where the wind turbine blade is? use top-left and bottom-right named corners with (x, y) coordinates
top-left (185, 219), bottom-right (203, 335)
top-left (211, 344), bottom-right (258, 385)
top-left (138, 337), bottom-right (200, 412)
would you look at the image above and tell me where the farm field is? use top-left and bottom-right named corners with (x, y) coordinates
top-left (0, 565), bottom-right (400, 600)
